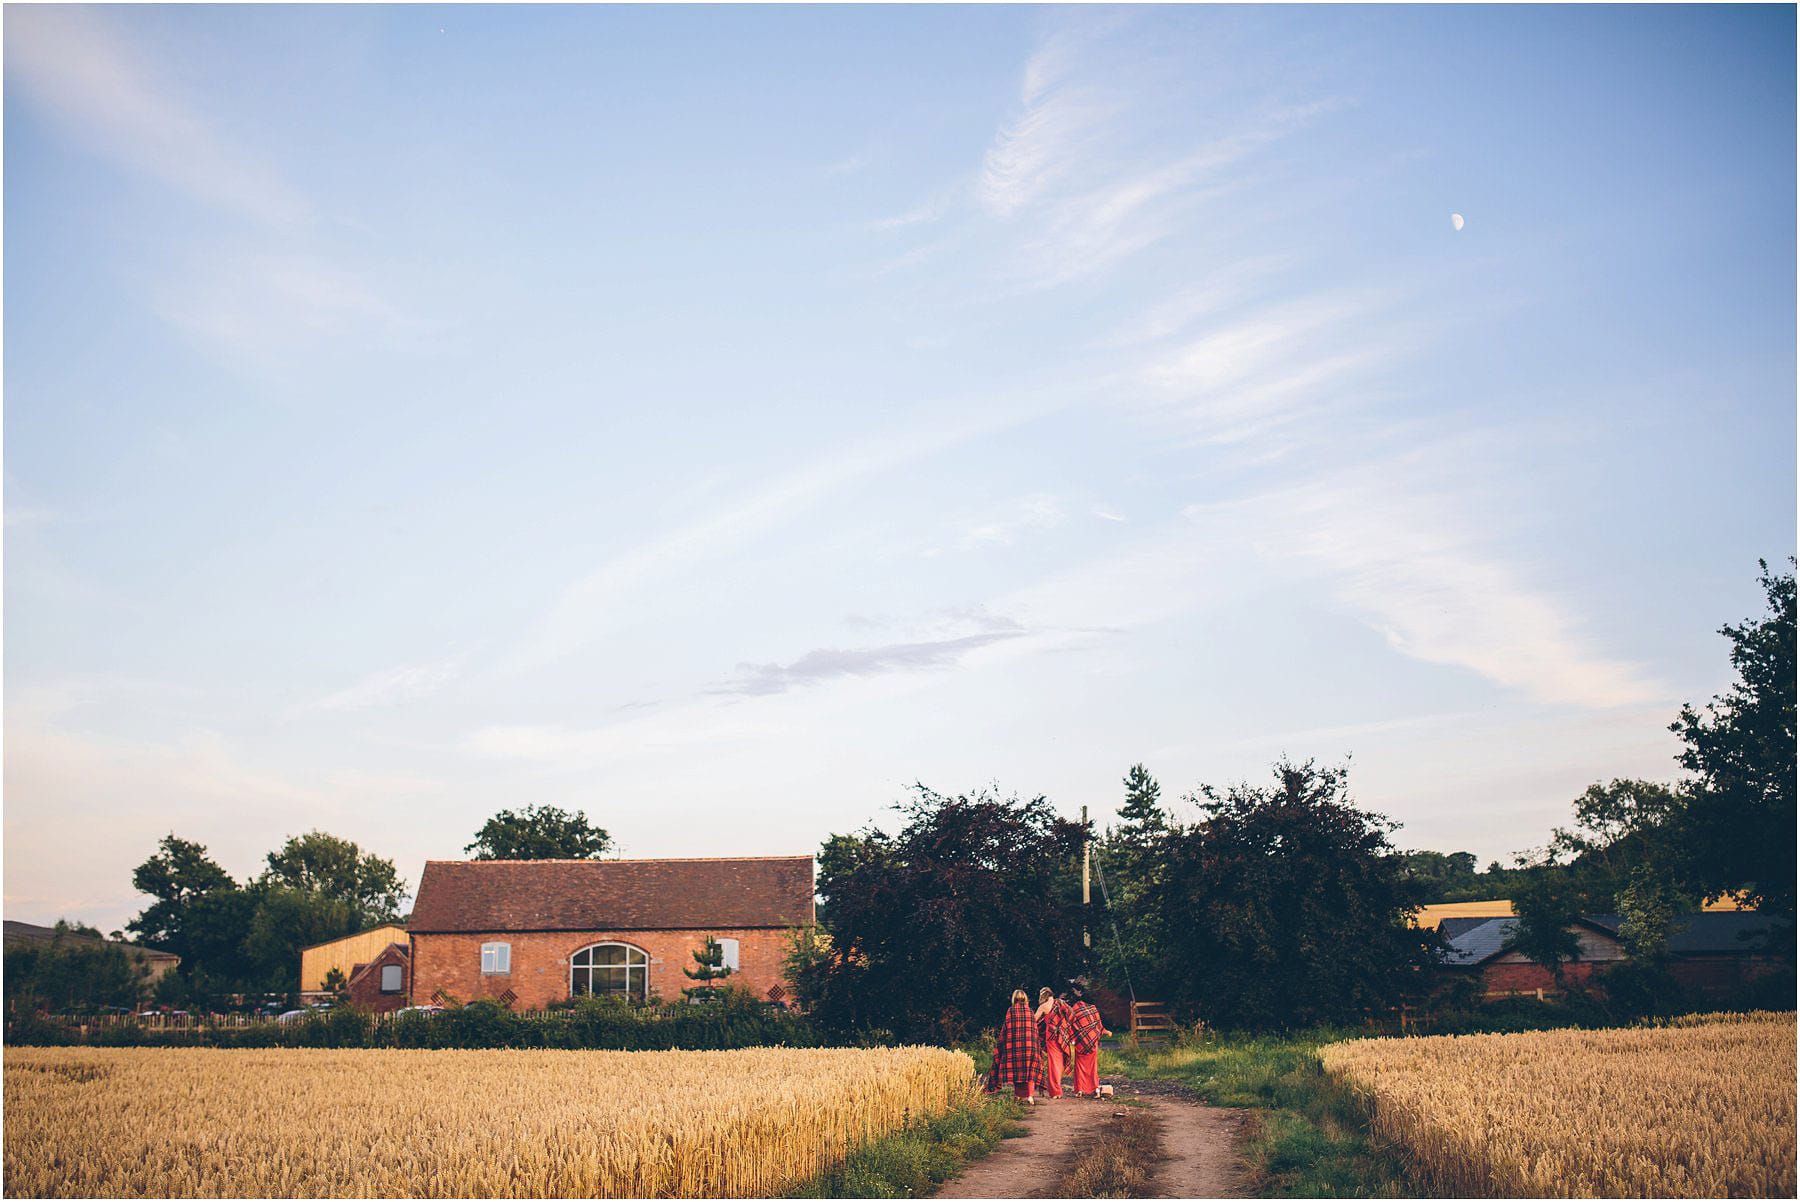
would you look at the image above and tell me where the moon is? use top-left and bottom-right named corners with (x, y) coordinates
top-left (1451, 213), bottom-right (1466, 231)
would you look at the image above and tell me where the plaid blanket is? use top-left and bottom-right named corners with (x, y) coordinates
top-left (1070, 1000), bottom-right (1105, 1054)
top-left (988, 1000), bottom-right (1048, 1091)
top-left (1039, 999), bottom-right (1074, 1054)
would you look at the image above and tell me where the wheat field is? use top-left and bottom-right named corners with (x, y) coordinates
top-left (3, 1045), bottom-right (977, 1197)
top-left (1321, 1011), bottom-right (1796, 1197)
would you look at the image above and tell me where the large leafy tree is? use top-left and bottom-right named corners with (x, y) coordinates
top-left (1149, 759), bottom-right (1437, 1030)
top-left (464, 805), bottom-right (613, 860)
top-left (261, 831), bottom-right (406, 925)
top-left (792, 785), bottom-right (1086, 1042)
top-left (1668, 560), bottom-right (1795, 919)
top-left (126, 836), bottom-right (255, 979)
top-left (1502, 863), bottom-right (1585, 986)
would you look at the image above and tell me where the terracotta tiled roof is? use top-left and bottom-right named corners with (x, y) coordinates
top-left (408, 857), bottom-right (815, 934)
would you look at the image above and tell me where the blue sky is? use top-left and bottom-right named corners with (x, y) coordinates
top-left (6, 4), bottom-right (1793, 931)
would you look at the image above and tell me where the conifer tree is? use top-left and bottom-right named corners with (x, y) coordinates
top-left (682, 935), bottom-right (733, 1001)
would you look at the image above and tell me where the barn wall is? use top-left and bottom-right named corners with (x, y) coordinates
top-left (345, 944), bottom-right (411, 1014)
top-left (1480, 960), bottom-right (1604, 995)
top-left (300, 925), bottom-right (410, 992)
top-left (410, 928), bottom-right (793, 1009)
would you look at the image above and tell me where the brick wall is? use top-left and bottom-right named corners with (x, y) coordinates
top-left (411, 928), bottom-right (794, 1010)
top-left (346, 944), bottom-right (410, 1014)
top-left (1480, 960), bottom-right (1603, 995)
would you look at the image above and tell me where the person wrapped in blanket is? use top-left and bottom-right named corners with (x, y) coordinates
top-left (1035, 986), bottom-right (1073, 1099)
top-left (1067, 985), bottom-right (1111, 1097)
top-left (986, 989), bottom-right (1048, 1105)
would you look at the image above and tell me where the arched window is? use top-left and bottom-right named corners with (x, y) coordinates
top-left (570, 942), bottom-right (649, 1002)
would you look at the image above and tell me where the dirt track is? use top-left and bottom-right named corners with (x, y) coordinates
top-left (935, 1087), bottom-right (1249, 1199)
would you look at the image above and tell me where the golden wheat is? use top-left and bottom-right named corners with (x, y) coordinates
top-left (1321, 1011), bottom-right (1796, 1198)
top-left (3, 1045), bottom-right (975, 1198)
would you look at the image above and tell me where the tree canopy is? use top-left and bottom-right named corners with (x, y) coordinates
top-left (1146, 759), bottom-right (1438, 1029)
top-left (464, 805), bottom-right (613, 861)
top-left (1669, 559), bottom-right (1795, 918)
top-left (791, 784), bottom-right (1086, 1043)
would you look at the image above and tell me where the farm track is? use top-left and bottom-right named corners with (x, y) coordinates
top-left (935, 1082), bottom-right (1248, 1198)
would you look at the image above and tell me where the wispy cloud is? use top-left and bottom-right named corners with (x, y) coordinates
top-left (956, 493), bottom-right (1066, 550)
top-left (301, 656), bottom-right (464, 714)
top-left (7, 7), bottom-right (311, 228)
top-left (1131, 289), bottom-right (1401, 445)
top-left (154, 251), bottom-right (428, 367)
top-left (717, 630), bottom-right (1028, 697)
top-left (1219, 463), bottom-right (1665, 709)
top-left (978, 46), bottom-right (1114, 219)
top-left (511, 401), bottom-right (1055, 668)
top-left (875, 21), bottom-right (1347, 295)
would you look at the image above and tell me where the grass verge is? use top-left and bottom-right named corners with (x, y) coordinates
top-left (1053, 1106), bottom-right (1166, 1198)
top-left (786, 1093), bottom-right (1025, 1198)
top-left (1104, 1032), bottom-right (1419, 1198)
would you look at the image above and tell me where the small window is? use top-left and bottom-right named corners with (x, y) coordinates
top-left (481, 942), bottom-right (511, 975)
top-left (717, 938), bottom-right (740, 973)
top-left (380, 964), bottom-right (403, 993)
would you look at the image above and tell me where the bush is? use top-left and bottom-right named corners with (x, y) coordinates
top-left (5, 992), bottom-right (831, 1051)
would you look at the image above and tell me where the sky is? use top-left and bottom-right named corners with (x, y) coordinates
top-left (5, 4), bottom-right (1794, 933)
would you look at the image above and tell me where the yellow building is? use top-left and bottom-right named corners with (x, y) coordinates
top-left (299, 925), bottom-right (409, 992)
top-left (1412, 899), bottom-right (1515, 929)
top-left (1414, 894), bottom-right (1748, 930)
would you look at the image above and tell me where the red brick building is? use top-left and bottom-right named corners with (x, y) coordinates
top-left (1440, 911), bottom-right (1784, 999)
top-left (406, 856), bottom-right (814, 1009)
top-left (344, 941), bottom-right (411, 1013)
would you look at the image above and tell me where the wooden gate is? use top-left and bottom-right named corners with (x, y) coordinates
top-left (1129, 1001), bottom-right (1178, 1042)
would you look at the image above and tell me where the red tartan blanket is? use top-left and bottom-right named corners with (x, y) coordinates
top-left (1070, 1000), bottom-right (1105, 1054)
top-left (1039, 999), bottom-right (1073, 1053)
top-left (988, 1000), bottom-right (1048, 1091)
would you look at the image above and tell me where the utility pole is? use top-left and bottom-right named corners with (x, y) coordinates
top-left (1081, 804), bottom-right (1091, 950)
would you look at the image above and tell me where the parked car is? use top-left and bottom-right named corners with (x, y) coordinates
top-left (274, 1010), bottom-right (310, 1024)
top-left (394, 1004), bottom-right (445, 1017)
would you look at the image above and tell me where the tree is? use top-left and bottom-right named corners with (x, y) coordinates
top-left (1397, 851), bottom-right (1481, 898)
top-left (1148, 759), bottom-right (1438, 1029)
top-left (126, 836), bottom-right (257, 990)
top-left (1668, 560), bottom-right (1796, 919)
top-left (262, 832), bottom-right (405, 925)
top-left (682, 935), bottom-right (734, 1002)
top-left (464, 805), bottom-right (613, 861)
top-left (1503, 863), bottom-right (1584, 988)
top-left (792, 784), bottom-right (1086, 1042)
top-left (1114, 764), bottom-right (1167, 848)
top-left (1096, 764), bottom-right (1170, 998)
top-left (242, 885), bottom-right (360, 992)
top-left (321, 967), bottom-right (350, 1004)
top-left (3, 924), bottom-right (149, 1015)
top-left (1547, 779), bottom-right (1683, 909)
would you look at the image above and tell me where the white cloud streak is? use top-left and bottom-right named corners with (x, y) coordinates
top-left (7, 7), bottom-right (312, 228)
top-left (303, 657), bottom-right (465, 713)
top-left (1214, 466), bottom-right (1665, 709)
top-left (511, 401), bottom-right (1056, 668)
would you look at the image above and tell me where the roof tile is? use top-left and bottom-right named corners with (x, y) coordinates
top-left (408, 857), bottom-right (815, 933)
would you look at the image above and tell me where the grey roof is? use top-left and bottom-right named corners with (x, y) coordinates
top-left (1438, 916), bottom-right (1496, 940)
top-left (1666, 912), bottom-right (1785, 954)
top-left (1437, 911), bottom-right (1786, 966)
top-left (1440, 917), bottom-right (1517, 966)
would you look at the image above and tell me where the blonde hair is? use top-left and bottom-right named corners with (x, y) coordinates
top-left (1011, 989), bottom-right (1029, 1006)
top-left (1038, 987), bottom-right (1054, 1003)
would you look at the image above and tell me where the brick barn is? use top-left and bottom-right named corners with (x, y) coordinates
top-left (406, 856), bottom-right (814, 1009)
top-left (1439, 911), bottom-right (1784, 998)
